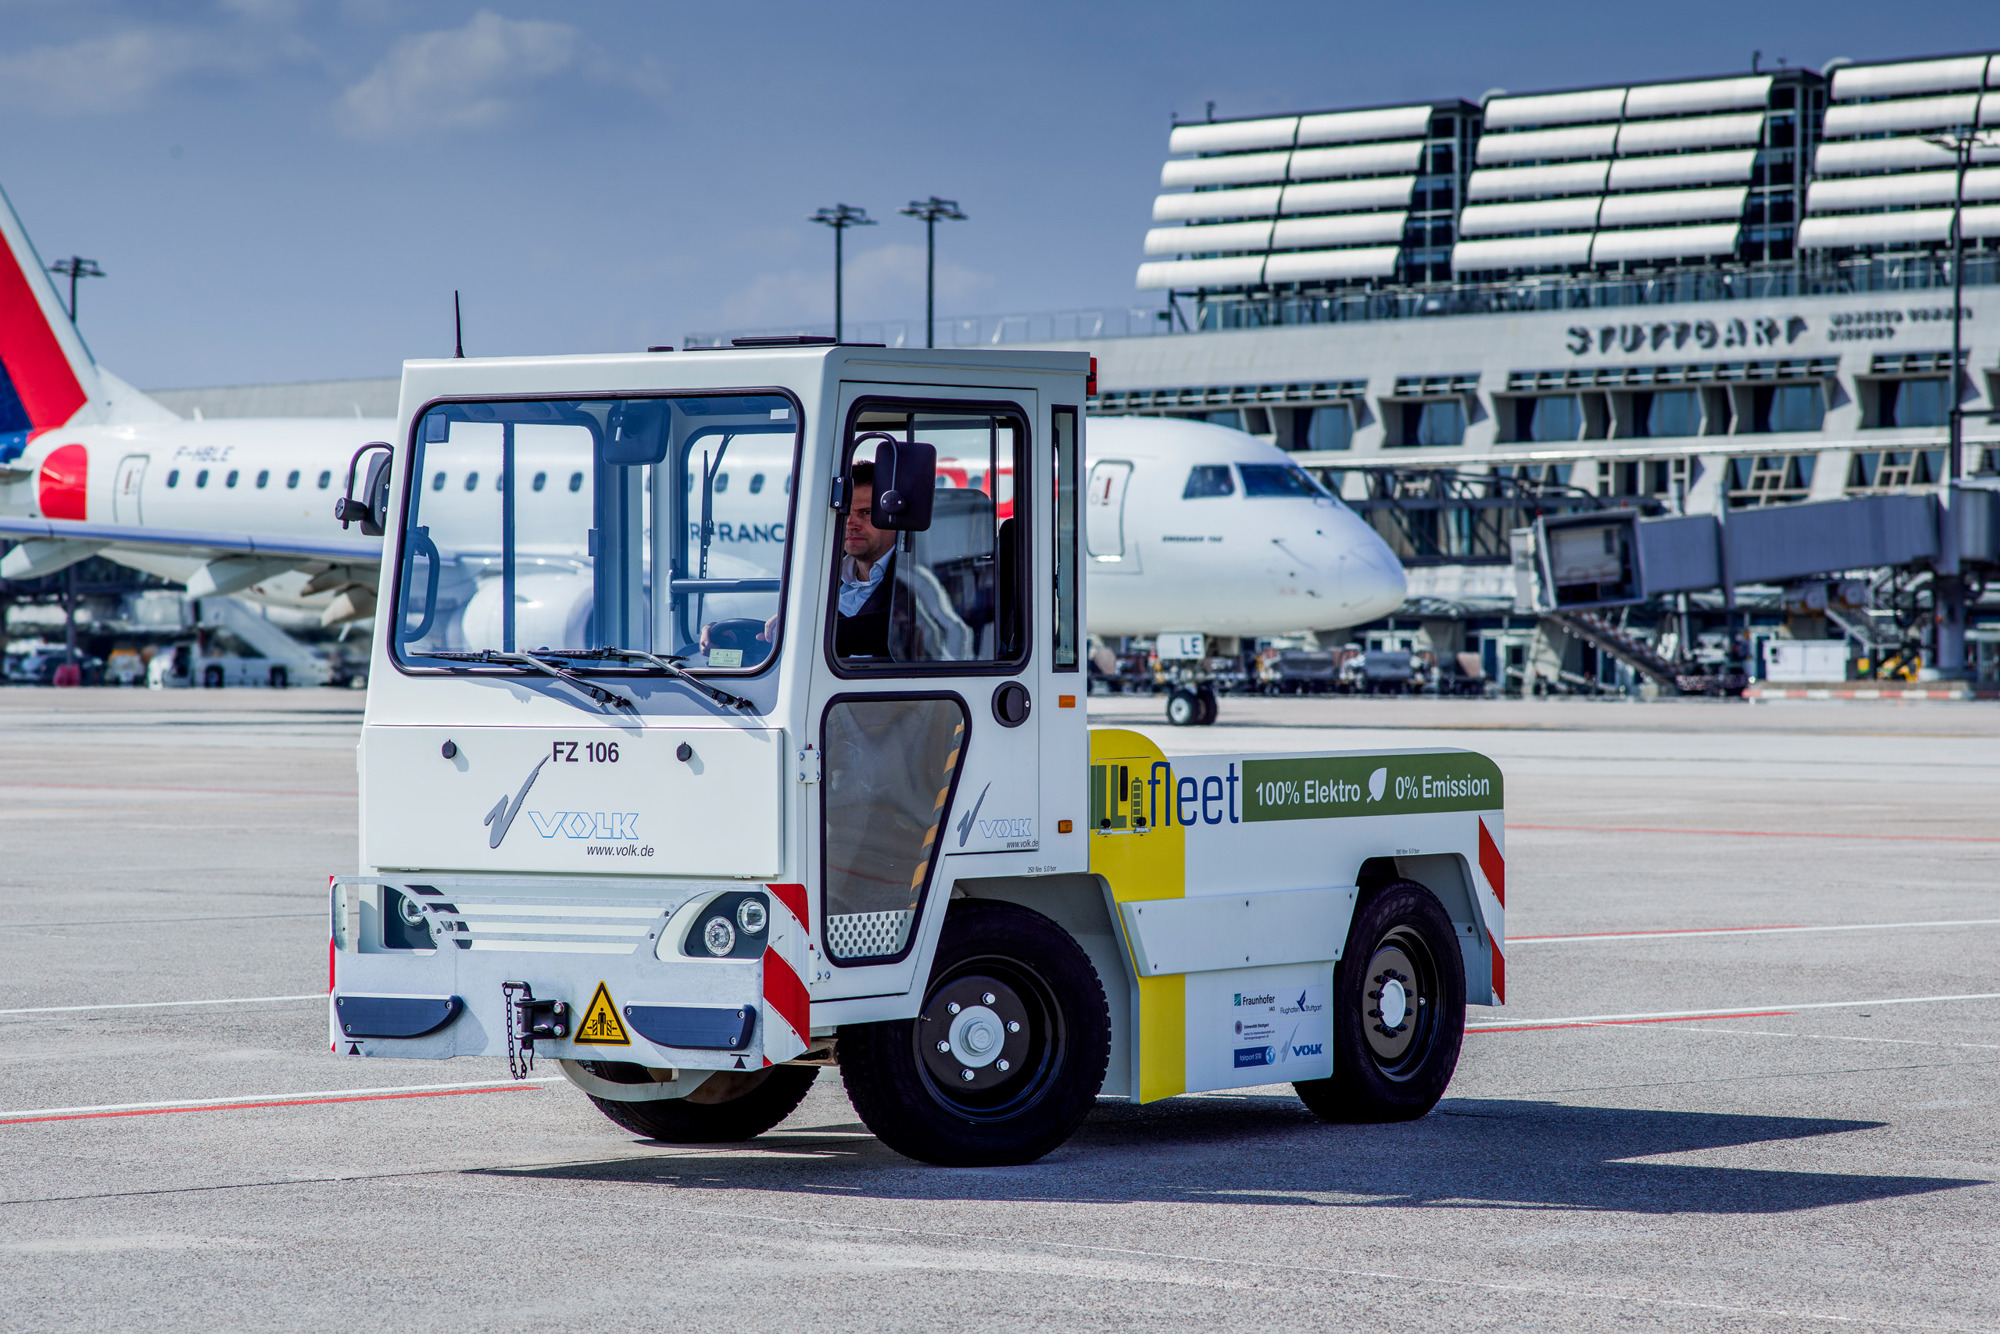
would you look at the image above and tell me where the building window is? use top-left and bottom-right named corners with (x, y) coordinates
top-left (1183, 464), bottom-right (1235, 499)
top-left (1728, 454), bottom-right (1814, 506)
top-left (1752, 384), bottom-right (1824, 434)
top-left (1878, 378), bottom-right (1948, 429)
top-left (1849, 450), bottom-right (1944, 491)
top-left (1399, 399), bottom-right (1465, 448)
top-left (1514, 395), bottom-right (1581, 443)
top-left (1634, 390), bottom-right (1700, 438)
top-left (1307, 404), bottom-right (1353, 451)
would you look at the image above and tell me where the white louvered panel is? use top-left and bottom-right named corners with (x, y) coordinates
top-left (1466, 161), bottom-right (1610, 201)
top-left (1589, 223), bottom-right (1740, 263)
top-left (1822, 94), bottom-right (1981, 138)
top-left (1135, 256), bottom-right (1267, 289)
top-left (1160, 151), bottom-right (1291, 189)
top-left (1295, 105), bottom-right (1432, 146)
top-left (1807, 168), bottom-right (2000, 212)
top-left (1168, 117), bottom-right (1299, 155)
top-left (1799, 210), bottom-right (1953, 248)
top-left (1263, 247), bottom-right (1400, 282)
top-left (1623, 76), bottom-right (1772, 118)
top-left (1280, 176), bottom-right (1417, 214)
top-left (1287, 140), bottom-right (1425, 181)
top-left (1812, 136), bottom-right (1961, 176)
top-left (1451, 234), bottom-right (1594, 271)
top-left (1830, 56), bottom-right (1991, 101)
top-left (1968, 205), bottom-right (2000, 238)
top-left (1142, 221), bottom-right (1274, 257)
top-left (1483, 87), bottom-right (1627, 130)
top-left (1606, 149), bottom-right (1757, 190)
top-left (1458, 196), bottom-right (1602, 238)
top-left (1272, 212), bottom-right (1407, 247)
top-left (1597, 186), bottom-right (1748, 227)
top-left (1152, 186), bottom-right (1283, 222)
top-left (1615, 112), bottom-right (1764, 155)
top-left (1476, 123), bottom-right (1621, 166)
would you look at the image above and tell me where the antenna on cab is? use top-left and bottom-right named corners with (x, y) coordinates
top-left (454, 290), bottom-right (464, 358)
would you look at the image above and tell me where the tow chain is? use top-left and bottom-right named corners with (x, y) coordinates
top-left (502, 980), bottom-right (534, 1080)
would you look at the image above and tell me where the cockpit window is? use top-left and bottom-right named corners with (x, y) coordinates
top-left (1182, 465), bottom-right (1234, 499)
top-left (393, 393), bottom-right (799, 676)
top-left (1237, 463), bottom-right (1327, 498)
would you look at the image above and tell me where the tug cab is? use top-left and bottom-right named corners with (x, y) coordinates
top-left (332, 345), bottom-right (1504, 1165)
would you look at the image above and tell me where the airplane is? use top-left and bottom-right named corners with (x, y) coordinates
top-left (0, 185), bottom-right (1405, 723)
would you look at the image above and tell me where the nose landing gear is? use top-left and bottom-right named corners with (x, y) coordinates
top-left (1165, 684), bottom-right (1218, 726)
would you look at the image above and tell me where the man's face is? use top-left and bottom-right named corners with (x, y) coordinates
top-left (843, 482), bottom-right (896, 565)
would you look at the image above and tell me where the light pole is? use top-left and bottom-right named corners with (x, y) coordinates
top-left (1921, 126), bottom-right (2000, 677)
top-left (47, 258), bottom-right (103, 328)
top-left (899, 196), bottom-right (967, 348)
top-left (809, 204), bottom-right (875, 342)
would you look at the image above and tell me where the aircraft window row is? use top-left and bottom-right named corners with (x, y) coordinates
top-left (165, 468), bottom-right (321, 489)
top-left (684, 471), bottom-right (792, 495)
top-left (431, 470), bottom-right (586, 493)
top-left (1183, 462), bottom-right (1328, 500)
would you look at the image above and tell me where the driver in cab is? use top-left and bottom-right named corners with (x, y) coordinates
top-left (835, 460), bottom-right (900, 659)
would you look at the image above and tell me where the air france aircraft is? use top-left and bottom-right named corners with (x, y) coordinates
top-left (0, 185), bottom-right (1405, 721)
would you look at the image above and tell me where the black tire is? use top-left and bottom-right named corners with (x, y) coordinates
top-left (269, 666), bottom-right (288, 689)
top-left (202, 664), bottom-right (225, 688)
top-left (1165, 688), bottom-right (1200, 726)
top-left (1195, 685), bottom-right (1218, 725)
top-left (841, 900), bottom-right (1109, 1166)
top-left (583, 1062), bottom-right (817, 1143)
top-left (1295, 880), bottom-right (1465, 1124)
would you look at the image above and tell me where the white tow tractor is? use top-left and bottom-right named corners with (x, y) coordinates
top-left (330, 344), bottom-right (1506, 1166)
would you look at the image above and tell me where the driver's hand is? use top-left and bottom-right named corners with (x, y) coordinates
top-left (757, 614), bottom-right (778, 643)
top-left (698, 622), bottom-right (715, 652)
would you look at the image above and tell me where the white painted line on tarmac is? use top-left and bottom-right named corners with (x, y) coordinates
top-left (1512, 919), bottom-right (2000, 944)
top-left (0, 994), bottom-right (322, 1017)
top-left (1688, 1026), bottom-right (2000, 1052)
top-left (0, 1077), bottom-right (563, 1123)
top-left (1468, 991), bottom-right (2000, 1032)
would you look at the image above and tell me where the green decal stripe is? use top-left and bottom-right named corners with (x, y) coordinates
top-left (1242, 754), bottom-right (1503, 822)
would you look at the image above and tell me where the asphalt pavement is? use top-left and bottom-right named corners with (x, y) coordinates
top-left (0, 687), bottom-right (1994, 1332)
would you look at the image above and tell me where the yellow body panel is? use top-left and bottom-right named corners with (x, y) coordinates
top-left (1088, 728), bottom-right (1185, 1102)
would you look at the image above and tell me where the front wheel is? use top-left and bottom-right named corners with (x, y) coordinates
top-left (1294, 880), bottom-right (1465, 1123)
top-left (584, 1063), bottom-right (817, 1142)
top-left (842, 900), bottom-right (1109, 1166)
top-left (1165, 688), bottom-right (1200, 726)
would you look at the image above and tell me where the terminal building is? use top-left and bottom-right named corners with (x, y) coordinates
top-left (1045, 48), bottom-right (2000, 689)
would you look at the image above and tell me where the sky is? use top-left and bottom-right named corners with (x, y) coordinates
top-left (0, 1), bottom-right (1992, 389)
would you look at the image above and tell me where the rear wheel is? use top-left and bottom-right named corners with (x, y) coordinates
top-left (1195, 685), bottom-right (1218, 725)
top-left (1295, 880), bottom-right (1465, 1123)
top-left (202, 664), bottom-right (225, 688)
top-left (583, 1063), bottom-right (817, 1142)
top-left (842, 900), bottom-right (1109, 1166)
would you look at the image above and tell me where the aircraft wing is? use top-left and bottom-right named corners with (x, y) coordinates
top-left (0, 513), bottom-right (380, 598)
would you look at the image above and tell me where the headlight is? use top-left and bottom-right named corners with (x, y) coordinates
top-left (702, 915), bottom-right (736, 957)
top-left (398, 894), bottom-right (427, 927)
top-left (736, 898), bottom-right (767, 935)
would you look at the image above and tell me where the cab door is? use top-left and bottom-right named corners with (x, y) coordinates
top-left (806, 383), bottom-right (1045, 1004)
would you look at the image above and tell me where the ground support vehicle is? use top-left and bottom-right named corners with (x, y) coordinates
top-left (328, 345), bottom-right (1506, 1166)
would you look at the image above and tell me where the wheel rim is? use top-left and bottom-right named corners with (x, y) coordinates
top-left (1359, 926), bottom-right (1442, 1080)
top-left (913, 956), bottom-right (1064, 1121)
top-left (1167, 693), bottom-right (1194, 725)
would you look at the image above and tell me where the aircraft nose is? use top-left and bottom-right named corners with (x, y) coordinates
top-left (1334, 525), bottom-right (1407, 624)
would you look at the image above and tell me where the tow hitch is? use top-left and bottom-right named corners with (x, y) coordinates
top-left (501, 981), bottom-right (569, 1079)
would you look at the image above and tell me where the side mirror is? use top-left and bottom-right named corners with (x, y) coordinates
top-left (335, 442), bottom-right (394, 537)
top-left (602, 400), bottom-right (669, 466)
top-left (866, 436), bottom-right (937, 532)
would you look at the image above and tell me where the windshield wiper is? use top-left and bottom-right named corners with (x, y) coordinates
top-left (424, 649), bottom-right (636, 712)
top-left (540, 647), bottom-right (756, 713)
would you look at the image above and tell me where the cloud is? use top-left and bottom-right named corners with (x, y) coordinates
top-left (334, 10), bottom-right (660, 139)
top-left (0, 27), bottom-right (265, 115)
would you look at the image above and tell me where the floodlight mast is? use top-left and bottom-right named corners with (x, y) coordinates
top-left (47, 258), bottom-right (104, 328)
top-left (809, 204), bottom-right (876, 342)
top-left (1920, 125), bottom-right (2000, 678)
top-left (899, 196), bottom-right (967, 349)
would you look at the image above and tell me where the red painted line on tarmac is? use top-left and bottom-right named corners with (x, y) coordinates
top-left (0, 1084), bottom-right (542, 1127)
top-left (1512, 926), bottom-right (1803, 941)
top-left (1511, 822), bottom-right (2000, 844)
top-left (1468, 1010), bottom-right (1796, 1034)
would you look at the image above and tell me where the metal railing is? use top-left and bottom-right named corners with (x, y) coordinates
top-left (684, 306), bottom-right (1179, 350)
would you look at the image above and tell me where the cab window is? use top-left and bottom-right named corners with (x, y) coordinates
top-left (830, 402), bottom-right (1028, 671)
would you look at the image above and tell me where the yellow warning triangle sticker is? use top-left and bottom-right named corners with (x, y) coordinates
top-left (573, 981), bottom-right (630, 1046)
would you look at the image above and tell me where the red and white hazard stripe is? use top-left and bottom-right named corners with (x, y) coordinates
top-left (760, 883), bottom-right (811, 1064)
top-left (1477, 818), bottom-right (1506, 1005)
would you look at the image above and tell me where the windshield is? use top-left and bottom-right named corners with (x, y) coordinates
top-left (393, 393), bottom-right (799, 673)
top-left (1237, 462), bottom-right (1329, 499)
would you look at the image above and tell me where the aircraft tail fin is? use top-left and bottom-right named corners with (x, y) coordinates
top-left (0, 182), bottom-right (103, 462)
